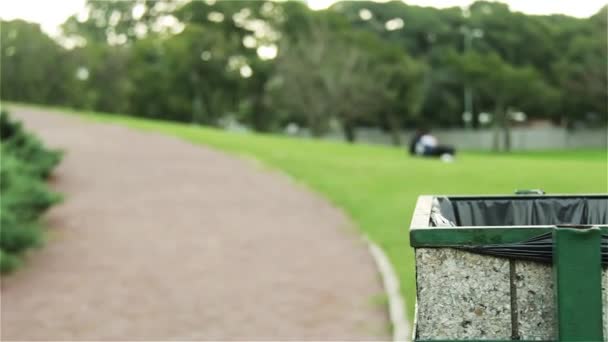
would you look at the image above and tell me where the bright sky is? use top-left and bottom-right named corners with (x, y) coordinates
top-left (1, 0), bottom-right (606, 36)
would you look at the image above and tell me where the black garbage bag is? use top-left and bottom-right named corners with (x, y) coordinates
top-left (429, 195), bottom-right (608, 264)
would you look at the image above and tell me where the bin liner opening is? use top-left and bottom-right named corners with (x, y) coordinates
top-left (433, 196), bottom-right (608, 227)
top-left (428, 195), bottom-right (608, 265)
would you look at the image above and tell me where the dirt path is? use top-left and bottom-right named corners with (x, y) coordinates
top-left (0, 107), bottom-right (388, 341)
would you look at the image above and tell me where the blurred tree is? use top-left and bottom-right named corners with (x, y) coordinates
top-left (331, 0), bottom-right (606, 129)
top-left (1, 20), bottom-right (74, 105)
top-left (58, 0), bottom-right (177, 114)
top-left (268, 11), bottom-right (424, 142)
top-left (60, 0), bottom-right (175, 45)
top-left (173, 0), bottom-right (286, 131)
top-left (331, 1), bottom-right (466, 128)
top-left (450, 51), bottom-right (558, 150)
top-left (550, 6), bottom-right (607, 127)
top-left (266, 14), bottom-right (339, 137)
top-left (374, 47), bottom-right (427, 145)
top-left (63, 44), bottom-right (132, 113)
top-left (1, 0), bottom-right (605, 141)
top-left (126, 36), bottom-right (173, 120)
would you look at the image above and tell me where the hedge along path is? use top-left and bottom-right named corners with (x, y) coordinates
top-left (0, 107), bottom-right (388, 340)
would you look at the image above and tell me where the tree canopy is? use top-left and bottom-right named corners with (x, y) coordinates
top-left (1, 0), bottom-right (606, 148)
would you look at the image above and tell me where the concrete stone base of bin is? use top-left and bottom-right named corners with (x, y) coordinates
top-left (414, 248), bottom-right (608, 340)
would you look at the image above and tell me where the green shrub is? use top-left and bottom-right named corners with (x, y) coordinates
top-left (0, 111), bottom-right (62, 273)
top-left (0, 110), bottom-right (24, 140)
top-left (1, 154), bottom-right (62, 221)
top-left (1, 111), bottom-right (62, 178)
top-left (0, 212), bottom-right (42, 254)
top-left (0, 249), bottom-right (22, 273)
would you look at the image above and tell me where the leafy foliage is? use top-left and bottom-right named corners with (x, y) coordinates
top-left (0, 111), bottom-right (62, 273)
top-left (0, 1), bottom-right (605, 145)
top-left (1, 112), bottom-right (63, 178)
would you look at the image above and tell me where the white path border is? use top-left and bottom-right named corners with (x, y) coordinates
top-left (365, 237), bottom-right (412, 341)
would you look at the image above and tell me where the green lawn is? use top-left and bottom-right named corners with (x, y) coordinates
top-left (9, 104), bottom-right (608, 322)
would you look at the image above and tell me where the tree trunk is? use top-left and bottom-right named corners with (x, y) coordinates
top-left (342, 120), bottom-right (356, 143)
top-left (191, 94), bottom-right (204, 124)
top-left (308, 116), bottom-right (323, 138)
top-left (251, 77), bottom-right (270, 132)
top-left (503, 119), bottom-right (511, 152)
top-left (492, 102), bottom-right (504, 152)
top-left (251, 95), bottom-right (268, 132)
top-left (387, 114), bottom-right (402, 146)
top-left (472, 110), bottom-right (480, 130)
top-left (492, 124), bottom-right (501, 151)
top-left (496, 102), bottom-right (512, 152)
top-left (310, 125), bottom-right (323, 138)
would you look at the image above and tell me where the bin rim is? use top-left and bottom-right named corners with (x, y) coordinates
top-left (409, 194), bottom-right (608, 248)
top-left (421, 193), bottom-right (608, 200)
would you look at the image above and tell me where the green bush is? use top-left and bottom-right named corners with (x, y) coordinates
top-left (1, 111), bottom-right (62, 178)
top-left (1, 212), bottom-right (42, 253)
top-left (0, 110), bottom-right (62, 273)
top-left (1, 154), bottom-right (62, 221)
top-left (0, 110), bottom-right (24, 139)
top-left (0, 248), bottom-right (22, 273)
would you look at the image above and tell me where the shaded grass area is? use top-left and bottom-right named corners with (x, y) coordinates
top-left (8, 103), bottom-right (608, 321)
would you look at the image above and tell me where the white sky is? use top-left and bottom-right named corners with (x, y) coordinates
top-left (1, 0), bottom-right (606, 36)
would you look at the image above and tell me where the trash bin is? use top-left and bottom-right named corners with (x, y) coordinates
top-left (409, 193), bottom-right (608, 341)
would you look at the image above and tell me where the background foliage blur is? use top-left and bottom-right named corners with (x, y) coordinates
top-left (1, 0), bottom-right (606, 146)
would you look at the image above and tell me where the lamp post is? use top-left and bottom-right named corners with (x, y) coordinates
top-left (460, 23), bottom-right (483, 128)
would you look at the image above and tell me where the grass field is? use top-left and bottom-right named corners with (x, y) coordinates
top-left (9, 104), bottom-right (608, 321)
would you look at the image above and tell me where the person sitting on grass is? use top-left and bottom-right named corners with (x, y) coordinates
top-left (409, 128), bottom-right (456, 162)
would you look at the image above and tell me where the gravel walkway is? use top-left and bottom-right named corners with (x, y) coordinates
top-left (1, 107), bottom-right (388, 340)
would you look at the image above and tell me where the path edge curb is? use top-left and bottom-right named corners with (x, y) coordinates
top-left (365, 236), bottom-right (412, 341)
top-left (244, 158), bottom-right (414, 341)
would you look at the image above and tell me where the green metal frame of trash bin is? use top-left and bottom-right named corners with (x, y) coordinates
top-left (410, 194), bottom-right (607, 342)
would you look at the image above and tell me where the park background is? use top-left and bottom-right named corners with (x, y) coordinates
top-left (2, 0), bottom-right (607, 149)
top-left (1, 0), bottom-right (607, 339)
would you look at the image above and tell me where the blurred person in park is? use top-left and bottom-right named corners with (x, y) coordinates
top-left (409, 128), bottom-right (456, 162)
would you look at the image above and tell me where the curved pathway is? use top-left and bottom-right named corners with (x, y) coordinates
top-left (0, 107), bottom-right (388, 340)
